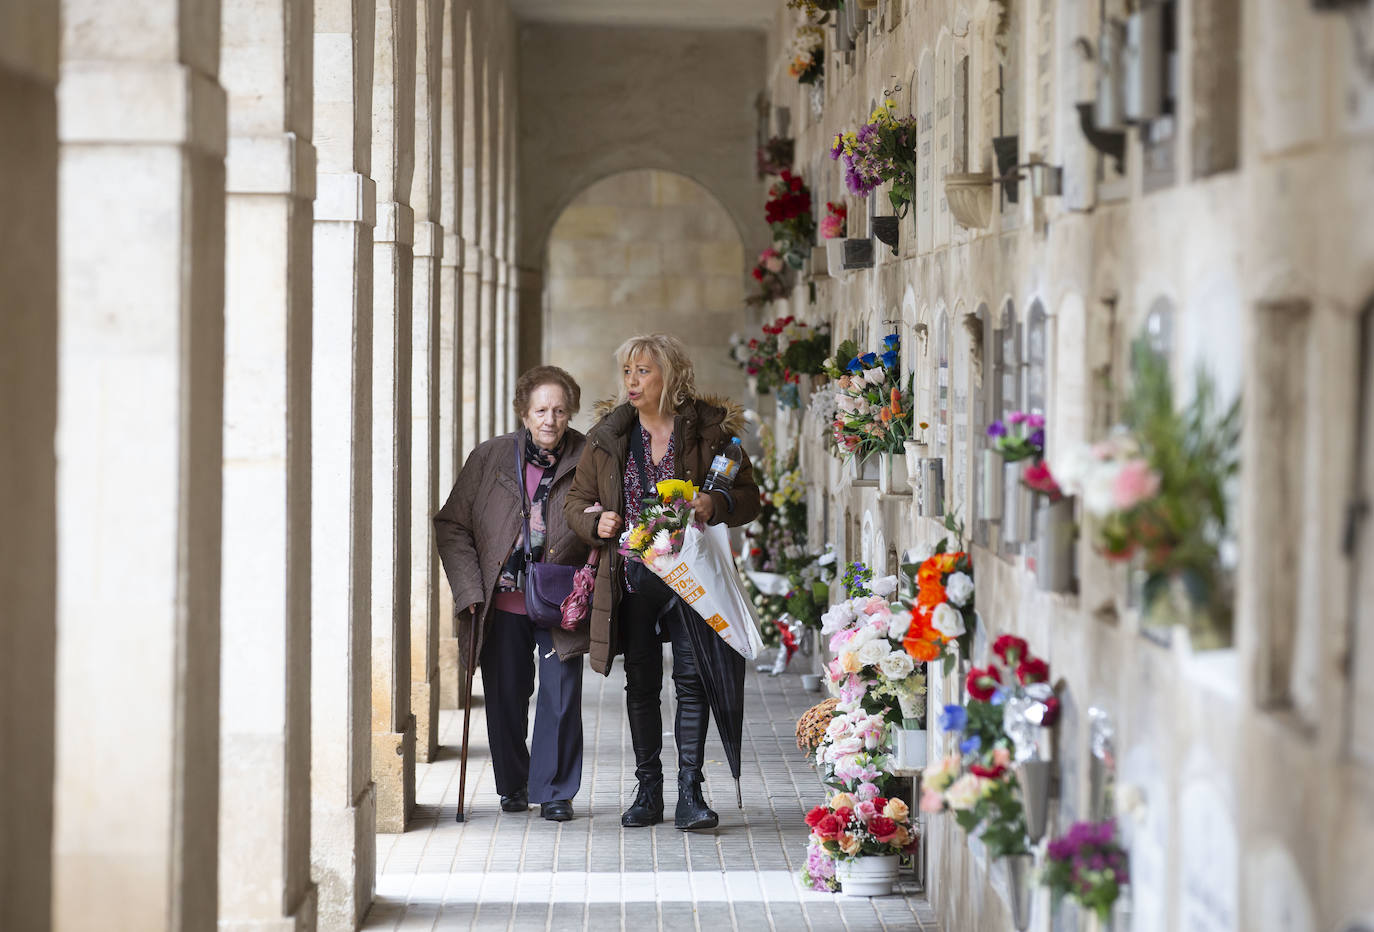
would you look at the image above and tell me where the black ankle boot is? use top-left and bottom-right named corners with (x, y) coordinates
top-left (621, 777), bottom-right (664, 827)
top-left (674, 770), bottom-right (718, 830)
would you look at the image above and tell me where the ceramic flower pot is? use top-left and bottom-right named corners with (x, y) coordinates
top-left (902, 441), bottom-right (927, 481)
top-left (854, 455), bottom-right (880, 485)
top-left (894, 727), bottom-right (928, 771)
top-left (981, 449), bottom-right (1004, 520)
top-left (1001, 460), bottom-right (1027, 544)
top-left (1002, 853), bottom-right (1034, 931)
top-left (879, 452), bottom-right (911, 495)
top-left (1014, 759), bottom-right (1054, 844)
top-left (919, 458), bottom-right (944, 516)
top-left (1034, 496), bottom-right (1076, 593)
top-left (835, 853), bottom-right (899, 897)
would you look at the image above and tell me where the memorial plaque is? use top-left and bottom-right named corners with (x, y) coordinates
top-left (1249, 845), bottom-right (1315, 932)
top-left (1178, 778), bottom-right (1238, 932)
top-left (1120, 746), bottom-right (1170, 932)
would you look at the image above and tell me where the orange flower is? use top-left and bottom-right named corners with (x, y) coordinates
top-left (903, 630), bottom-right (941, 661)
top-left (917, 580), bottom-right (946, 609)
top-left (910, 606), bottom-right (947, 643)
top-left (880, 406), bottom-right (892, 425)
top-left (932, 552), bottom-right (961, 575)
top-left (890, 387), bottom-right (903, 417)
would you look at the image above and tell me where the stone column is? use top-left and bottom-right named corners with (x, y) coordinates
top-left (371, 0), bottom-right (417, 833)
top-left (436, 0), bottom-right (464, 711)
top-left (515, 266), bottom-right (544, 380)
top-left (459, 33), bottom-right (482, 460)
top-left (310, 0), bottom-right (376, 926)
top-left (478, 247), bottom-right (497, 441)
top-left (53, 1), bottom-right (226, 927)
top-left (218, 1), bottom-right (318, 928)
top-left (496, 260), bottom-right (511, 430)
top-left (0, 6), bottom-right (57, 930)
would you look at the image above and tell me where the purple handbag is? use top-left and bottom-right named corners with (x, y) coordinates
top-left (514, 438), bottom-right (576, 630)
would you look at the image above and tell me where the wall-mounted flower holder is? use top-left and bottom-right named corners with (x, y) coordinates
top-left (878, 452), bottom-right (911, 495)
top-left (833, 16), bottom-right (855, 52)
top-left (848, 454), bottom-right (879, 487)
top-left (823, 239), bottom-right (845, 277)
top-left (1034, 495), bottom-right (1077, 592)
top-left (855, 0), bottom-right (878, 8)
top-left (841, 237), bottom-right (875, 270)
top-left (809, 245), bottom-right (829, 279)
top-left (1124, 3), bottom-right (1171, 123)
top-left (981, 449), bottom-right (1004, 520)
top-left (1095, 18), bottom-right (1128, 131)
top-left (1001, 460), bottom-right (1030, 544)
top-left (1076, 101), bottom-right (1127, 174)
top-left (902, 440), bottom-right (928, 484)
top-left (918, 458), bottom-right (944, 516)
top-left (870, 216), bottom-right (900, 255)
top-left (892, 727), bottom-right (928, 771)
top-left (846, 3), bottom-right (868, 42)
top-left (992, 135), bottom-right (1020, 202)
top-left (1003, 854), bottom-right (1034, 931)
top-left (944, 172), bottom-right (995, 229)
top-left (1016, 758), bottom-right (1054, 843)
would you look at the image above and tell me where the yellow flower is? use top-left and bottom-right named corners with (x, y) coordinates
top-left (883, 798), bottom-right (910, 822)
top-left (656, 479), bottom-right (698, 503)
top-left (838, 833), bottom-right (861, 856)
top-left (626, 525), bottom-right (652, 551)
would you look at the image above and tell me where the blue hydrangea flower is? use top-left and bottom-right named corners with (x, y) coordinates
top-left (959, 735), bottom-right (982, 755)
top-left (880, 350), bottom-right (899, 368)
top-left (938, 704), bottom-right (967, 733)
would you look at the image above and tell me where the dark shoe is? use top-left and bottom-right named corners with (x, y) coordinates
top-left (674, 770), bottom-right (718, 831)
top-left (541, 799), bottom-right (574, 822)
top-left (499, 789), bottom-right (529, 813)
top-left (621, 777), bottom-right (664, 827)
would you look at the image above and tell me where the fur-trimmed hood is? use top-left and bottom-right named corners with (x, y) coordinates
top-left (588, 394), bottom-right (749, 444)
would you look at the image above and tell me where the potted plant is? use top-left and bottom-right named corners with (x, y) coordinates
top-left (831, 99), bottom-right (919, 245)
top-left (805, 793), bottom-right (918, 896)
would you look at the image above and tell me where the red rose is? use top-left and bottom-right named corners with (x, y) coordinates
top-left (869, 816), bottom-right (898, 841)
top-left (832, 806), bottom-right (854, 827)
top-left (970, 762), bottom-right (1006, 780)
top-left (804, 806), bottom-right (828, 829)
top-left (992, 634), bottom-right (1029, 665)
top-left (1016, 656), bottom-right (1049, 684)
top-left (871, 797), bottom-right (888, 811)
top-left (789, 175), bottom-right (803, 192)
top-left (1040, 696), bottom-right (1061, 727)
top-left (966, 665), bottom-right (1002, 701)
top-left (751, 267), bottom-right (764, 281)
top-left (813, 813), bottom-right (842, 840)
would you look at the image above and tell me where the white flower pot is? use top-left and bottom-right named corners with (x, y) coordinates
top-left (894, 727), bottom-right (928, 770)
top-left (902, 441), bottom-right (927, 481)
top-left (1034, 496), bottom-right (1076, 592)
top-left (836, 853), bottom-right (900, 897)
top-left (1001, 461), bottom-right (1028, 544)
top-left (878, 452), bottom-right (911, 495)
top-left (852, 455), bottom-right (879, 486)
top-left (981, 449), bottom-right (1004, 520)
top-left (801, 673), bottom-right (822, 692)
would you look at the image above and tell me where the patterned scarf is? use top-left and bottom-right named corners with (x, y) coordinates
top-left (497, 430), bottom-right (564, 591)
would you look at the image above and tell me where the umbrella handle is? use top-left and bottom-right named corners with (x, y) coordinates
top-left (736, 778), bottom-right (742, 810)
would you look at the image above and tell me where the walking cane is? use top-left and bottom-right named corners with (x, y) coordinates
top-left (455, 608), bottom-right (479, 823)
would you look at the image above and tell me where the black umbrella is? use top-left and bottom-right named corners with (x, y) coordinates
top-left (658, 594), bottom-right (747, 808)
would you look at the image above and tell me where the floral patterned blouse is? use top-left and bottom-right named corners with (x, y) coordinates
top-left (622, 424), bottom-right (675, 592)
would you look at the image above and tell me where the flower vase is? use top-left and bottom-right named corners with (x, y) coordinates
top-left (835, 854), bottom-right (899, 897)
top-left (918, 458), bottom-right (944, 516)
top-left (981, 449), bottom-right (1004, 520)
top-left (1014, 759), bottom-right (1054, 844)
top-left (800, 673), bottom-right (822, 692)
top-left (1001, 460), bottom-right (1028, 544)
top-left (824, 238), bottom-right (845, 277)
top-left (893, 727), bottom-right (928, 771)
top-left (879, 452), bottom-right (911, 495)
top-left (746, 375), bottom-right (759, 397)
top-left (1002, 854), bottom-right (1034, 931)
top-left (853, 455), bottom-right (879, 486)
top-left (902, 441), bottom-right (927, 482)
top-left (1034, 496), bottom-right (1076, 593)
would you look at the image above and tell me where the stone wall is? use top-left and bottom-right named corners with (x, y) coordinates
top-left (545, 169), bottom-right (750, 432)
top-left (760, 1), bottom-right (1374, 930)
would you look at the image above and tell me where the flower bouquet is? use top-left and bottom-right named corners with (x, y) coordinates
top-left (746, 247), bottom-right (790, 309)
top-left (900, 544), bottom-right (977, 675)
top-left (987, 410), bottom-right (1046, 462)
top-left (786, 0), bottom-right (841, 23)
top-left (1043, 820), bottom-right (1130, 922)
top-left (765, 170), bottom-right (816, 268)
top-left (756, 134), bottom-right (794, 179)
top-left (619, 478), bottom-right (700, 574)
top-left (788, 24), bottom-right (825, 85)
top-left (820, 570), bottom-right (929, 723)
top-left (805, 792), bottom-right (918, 860)
top-left (820, 201), bottom-right (848, 239)
top-left (814, 707), bottom-right (894, 794)
top-left (829, 335), bottom-right (914, 462)
top-left (829, 98), bottom-right (919, 216)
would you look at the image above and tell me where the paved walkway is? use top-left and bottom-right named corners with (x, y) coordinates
top-left (363, 650), bottom-right (936, 931)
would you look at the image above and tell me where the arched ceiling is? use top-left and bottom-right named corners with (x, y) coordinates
top-left (508, 0), bottom-right (774, 30)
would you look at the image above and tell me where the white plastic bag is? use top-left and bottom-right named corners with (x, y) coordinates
top-left (646, 523), bottom-right (765, 659)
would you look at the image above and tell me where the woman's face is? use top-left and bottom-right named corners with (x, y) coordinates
top-left (623, 353), bottom-right (665, 415)
top-left (522, 383), bottom-right (571, 450)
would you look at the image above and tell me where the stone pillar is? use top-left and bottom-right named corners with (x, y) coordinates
top-left (478, 247), bottom-right (497, 441)
top-left (496, 260), bottom-right (511, 430)
top-left (0, 6), bottom-right (57, 930)
top-left (53, 1), bottom-right (226, 927)
top-left (459, 31), bottom-right (482, 460)
top-left (515, 266), bottom-right (544, 381)
top-left (310, 0), bottom-right (376, 926)
top-left (371, 0), bottom-right (417, 833)
top-left (436, 0), bottom-right (464, 711)
top-left (461, 243), bottom-right (484, 459)
top-left (218, 1), bottom-right (318, 928)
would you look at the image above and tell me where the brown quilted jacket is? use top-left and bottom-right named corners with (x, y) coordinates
top-left (563, 397), bottom-right (760, 675)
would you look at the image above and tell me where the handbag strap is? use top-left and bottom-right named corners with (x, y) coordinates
top-left (514, 437), bottom-right (533, 564)
top-left (627, 418), bottom-right (655, 504)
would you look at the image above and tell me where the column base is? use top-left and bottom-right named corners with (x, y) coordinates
top-left (217, 885), bottom-right (316, 932)
top-left (438, 636), bottom-right (459, 709)
top-left (311, 783), bottom-right (375, 932)
top-left (411, 676), bottom-right (440, 762)
top-left (372, 719), bottom-right (416, 832)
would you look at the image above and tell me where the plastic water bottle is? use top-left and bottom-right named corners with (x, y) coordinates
top-left (702, 437), bottom-right (743, 492)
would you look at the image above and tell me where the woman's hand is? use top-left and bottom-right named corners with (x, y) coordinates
top-left (597, 511), bottom-right (623, 539)
top-left (691, 493), bottom-right (715, 524)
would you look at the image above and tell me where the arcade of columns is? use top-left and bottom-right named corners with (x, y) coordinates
top-left (1, 0), bottom-right (523, 928)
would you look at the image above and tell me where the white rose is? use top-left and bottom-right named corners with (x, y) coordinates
top-left (878, 651), bottom-right (915, 680)
top-left (847, 625), bottom-right (878, 651)
top-left (869, 574), bottom-right (898, 597)
top-left (887, 610), bottom-right (912, 642)
top-left (857, 640), bottom-right (889, 667)
top-left (931, 602), bottom-right (966, 639)
top-left (821, 602), bottom-right (857, 634)
top-left (944, 774), bottom-right (984, 810)
top-left (864, 367), bottom-right (886, 385)
top-left (944, 572), bottom-right (974, 607)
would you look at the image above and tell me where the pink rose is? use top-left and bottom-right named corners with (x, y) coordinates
top-left (919, 787), bottom-right (946, 812)
top-left (863, 597), bottom-right (887, 615)
top-left (992, 747), bottom-right (1012, 768)
top-left (856, 781), bottom-right (880, 801)
top-left (855, 800), bottom-right (878, 822)
top-left (1112, 459), bottom-right (1161, 510)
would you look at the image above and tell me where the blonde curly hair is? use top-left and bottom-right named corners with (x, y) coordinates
top-left (614, 333), bottom-right (697, 416)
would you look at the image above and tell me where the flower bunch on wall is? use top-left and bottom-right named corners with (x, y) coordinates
top-left (826, 334), bottom-right (915, 459)
top-left (1043, 819), bottom-right (1130, 921)
top-left (788, 25), bottom-right (826, 85)
top-left (830, 99), bottom-right (919, 216)
top-left (785, 0), bottom-right (842, 22)
top-left (745, 247), bottom-right (789, 308)
top-left (900, 546), bottom-right (976, 674)
top-left (765, 170), bottom-right (816, 267)
top-left (756, 134), bottom-right (795, 179)
top-left (820, 569), bottom-right (927, 728)
top-left (819, 201), bottom-right (848, 239)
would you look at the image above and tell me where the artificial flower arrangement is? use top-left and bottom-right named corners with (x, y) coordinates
top-left (765, 170), bottom-right (816, 268)
top-left (746, 247), bottom-right (790, 309)
top-left (785, 0), bottom-right (841, 22)
top-left (618, 479), bottom-right (700, 572)
top-left (1055, 339), bottom-right (1240, 645)
top-left (1043, 819), bottom-right (1130, 922)
top-left (900, 531), bottom-right (977, 676)
top-left (920, 635), bottom-right (1060, 859)
top-left (827, 334), bottom-right (915, 461)
top-left (756, 134), bottom-right (795, 180)
top-left (734, 315), bottom-right (832, 400)
top-left (788, 24), bottom-right (825, 85)
top-left (819, 201), bottom-right (848, 239)
top-left (814, 706), bottom-right (895, 794)
top-left (830, 98), bottom-right (919, 216)
top-left (987, 410), bottom-right (1046, 462)
top-left (804, 791), bottom-right (918, 863)
top-left (777, 318), bottom-right (832, 384)
top-left (796, 696), bottom-right (841, 761)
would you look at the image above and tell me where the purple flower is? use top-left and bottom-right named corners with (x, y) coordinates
top-left (1028, 429), bottom-right (1045, 449)
top-left (986, 421), bottom-right (1007, 438)
top-left (1008, 411), bottom-right (1027, 425)
top-left (1027, 413), bottom-right (1045, 429)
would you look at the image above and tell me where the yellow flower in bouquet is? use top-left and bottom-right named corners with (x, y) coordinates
top-left (656, 479), bottom-right (698, 503)
top-left (626, 524), bottom-right (653, 553)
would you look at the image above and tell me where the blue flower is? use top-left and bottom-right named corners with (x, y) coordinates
top-left (990, 687), bottom-right (1009, 706)
top-left (846, 357), bottom-right (865, 373)
top-left (880, 350), bottom-right (899, 368)
top-left (959, 735), bottom-right (982, 755)
top-left (938, 704), bottom-right (967, 733)
top-left (860, 352), bottom-right (878, 367)
top-left (883, 333), bottom-right (900, 349)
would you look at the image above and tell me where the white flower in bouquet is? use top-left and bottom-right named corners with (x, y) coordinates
top-left (863, 367), bottom-right (886, 385)
top-left (869, 574), bottom-right (898, 597)
top-left (651, 528), bottom-right (676, 556)
top-left (857, 640), bottom-right (890, 668)
top-left (821, 601), bottom-right (857, 634)
top-left (931, 602), bottom-right (966, 639)
top-left (944, 571), bottom-right (974, 607)
top-left (943, 773), bottom-right (986, 811)
top-left (877, 650), bottom-right (915, 680)
top-left (846, 624), bottom-right (879, 652)
top-left (886, 609), bottom-right (912, 642)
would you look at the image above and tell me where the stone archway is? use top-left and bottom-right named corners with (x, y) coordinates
top-left (542, 169), bottom-right (751, 432)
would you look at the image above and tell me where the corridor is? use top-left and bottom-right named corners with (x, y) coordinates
top-left (363, 662), bottom-right (934, 931)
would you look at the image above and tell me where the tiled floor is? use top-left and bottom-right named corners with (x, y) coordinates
top-left (362, 650), bottom-right (936, 931)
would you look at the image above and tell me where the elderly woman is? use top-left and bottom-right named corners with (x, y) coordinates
top-left (434, 366), bottom-right (589, 822)
top-left (565, 334), bottom-right (759, 830)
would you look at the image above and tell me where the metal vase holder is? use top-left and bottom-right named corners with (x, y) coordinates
top-left (1015, 758), bottom-right (1054, 844)
top-left (1003, 853), bottom-right (1035, 931)
top-left (1034, 495), bottom-right (1077, 592)
top-left (981, 449), bottom-right (1004, 520)
top-left (918, 457), bottom-right (944, 516)
top-left (1001, 460), bottom-right (1030, 544)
